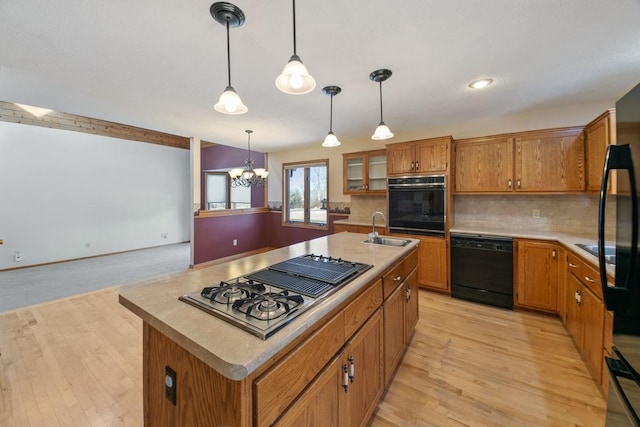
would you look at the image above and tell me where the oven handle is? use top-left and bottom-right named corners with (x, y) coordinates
top-left (606, 347), bottom-right (640, 426)
top-left (388, 184), bottom-right (445, 189)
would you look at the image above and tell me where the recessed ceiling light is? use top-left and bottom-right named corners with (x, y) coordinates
top-left (468, 79), bottom-right (494, 89)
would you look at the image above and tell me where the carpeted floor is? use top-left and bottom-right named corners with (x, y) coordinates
top-left (0, 242), bottom-right (191, 313)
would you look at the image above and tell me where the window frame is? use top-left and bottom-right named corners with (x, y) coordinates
top-left (282, 159), bottom-right (329, 230)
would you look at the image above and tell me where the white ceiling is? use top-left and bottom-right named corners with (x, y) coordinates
top-left (2, 0), bottom-right (640, 152)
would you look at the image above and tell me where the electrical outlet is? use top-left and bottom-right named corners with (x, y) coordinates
top-left (233, 239), bottom-right (238, 246)
top-left (532, 209), bottom-right (540, 218)
top-left (14, 251), bottom-right (22, 262)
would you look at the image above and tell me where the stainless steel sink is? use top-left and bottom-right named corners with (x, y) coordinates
top-left (575, 243), bottom-right (616, 265)
top-left (365, 237), bottom-right (411, 247)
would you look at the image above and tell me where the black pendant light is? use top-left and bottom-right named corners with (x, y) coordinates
top-left (275, 0), bottom-right (316, 95)
top-left (322, 86), bottom-right (341, 147)
top-left (211, 2), bottom-right (248, 114)
top-left (370, 69), bottom-right (394, 140)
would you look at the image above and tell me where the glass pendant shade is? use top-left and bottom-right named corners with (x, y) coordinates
top-left (322, 131), bottom-right (341, 147)
top-left (276, 55), bottom-right (316, 94)
top-left (372, 122), bottom-right (394, 140)
top-left (214, 86), bottom-right (248, 115)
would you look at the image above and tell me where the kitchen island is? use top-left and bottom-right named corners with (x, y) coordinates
top-left (119, 232), bottom-right (419, 426)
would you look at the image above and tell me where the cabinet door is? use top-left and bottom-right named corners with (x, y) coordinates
top-left (514, 128), bottom-right (585, 192)
top-left (275, 356), bottom-right (342, 427)
top-left (454, 136), bottom-right (514, 192)
top-left (344, 154), bottom-right (365, 193)
top-left (566, 274), bottom-right (583, 346)
top-left (367, 152), bottom-right (387, 192)
top-left (387, 144), bottom-right (415, 175)
top-left (344, 309), bottom-right (384, 427)
top-left (585, 110), bottom-right (615, 192)
top-left (404, 267), bottom-right (419, 342)
top-left (417, 236), bottom-right (448, 291)
top-left (557, 247), bottom-right (568, 325)
top-left (515, 240), bottom-right (558, 312)
top-left (581, 285), bottom-right (605, 384)
top-left (416, 138), bottom-right (448, 173)
top-left (383, 283), bottom-right (405, 384)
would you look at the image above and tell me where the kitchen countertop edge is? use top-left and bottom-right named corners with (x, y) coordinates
top-left (118, 233), bottom-right (418, 381)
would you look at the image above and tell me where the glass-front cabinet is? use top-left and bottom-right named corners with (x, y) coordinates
top-left (343, 149), bottom-right (387, 195)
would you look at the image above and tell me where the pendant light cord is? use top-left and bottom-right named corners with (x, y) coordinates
top-left (292, 0), bottom-right (297, 56)
top-left (329, 94), bottom-right (334, 132)
top-left (379, 81), bottom-right (384, 123)
top-left (226, 18), bottom-right (232, 86)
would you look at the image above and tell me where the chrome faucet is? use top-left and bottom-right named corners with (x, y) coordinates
top-left (370, 211), bottom-right (385, 241)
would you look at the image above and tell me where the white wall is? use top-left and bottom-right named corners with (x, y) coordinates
top-left (0, 121), bottom-right (190, 270)
top-left (267, 100), bottom-right (615, 204)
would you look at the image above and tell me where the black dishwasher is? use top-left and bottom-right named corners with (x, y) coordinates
top-left (450, 233), bottom-right (514, 309)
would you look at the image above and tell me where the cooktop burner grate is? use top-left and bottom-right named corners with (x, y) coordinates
top-left (245, 270), bottom-right (333, 297)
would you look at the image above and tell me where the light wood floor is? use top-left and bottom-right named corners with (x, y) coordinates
top-left (0, 288), bottom-right (605, 426)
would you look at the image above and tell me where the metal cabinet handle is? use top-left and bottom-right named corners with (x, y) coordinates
top-left (394, 275), bottom-right (402, 282)
top-left (576, 289), bottom-right (582, 306)
top-left (406, 285), bottom-right (411, 302)
top-left (508, 179), bottom-right (512, 189)
top-left (343, 364), bottom-right (349, 392)
top-left (568, 262), bottom-right (578, 268)
top-left (584, 276), bottom-right (595, 283)
top-left (415, 161), bottom-right (419, 170)
top-left (552, 249), bottom-right (556, 259)
top-left (410, 161), bottom-right (415, 171)
top-left (349, 356), bottom-right (355, 383)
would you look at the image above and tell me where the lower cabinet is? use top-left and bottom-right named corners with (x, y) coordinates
top-left (383, 267), bottom-right (418, 384)
top-left (564, 252), bottom-right (606, 389)
top-left (277, 309), bottom-right (384, 427)
top-left (416, 236), bottom-right (448, 292)
top-left (144, 248), bottom-right (419, 427)
top-left (515, 239), bottom-right (559, 312)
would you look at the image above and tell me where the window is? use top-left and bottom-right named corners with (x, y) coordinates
top-left (283, 160), bottom-right (328, 227)
top-left (204, 172), bottom-right (252, 210)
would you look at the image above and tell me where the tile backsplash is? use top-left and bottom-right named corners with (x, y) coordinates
top-left (348, 196), bottom-right (387, 221)
top-left (453, 194), bottom-right (615, 238)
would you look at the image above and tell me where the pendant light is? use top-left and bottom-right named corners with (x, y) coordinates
top-left (321, 86), bottom-right (341, 147)
top-left (369, 69), bottom-right (394, 140)
top-left (211, 2), bottom-right (248, 114)
top-left (228, 130), bottom-right (269, 187)
top-left (275, 0), bottom-right (316, 95)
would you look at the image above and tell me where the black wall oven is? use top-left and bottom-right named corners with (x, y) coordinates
top-left (388, 175), bottom-right (446, 236)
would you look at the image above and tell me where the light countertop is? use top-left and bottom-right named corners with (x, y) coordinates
top-left (118, 232), bottom-right (418, 381)
top-left (450, 225), bottom-right (615, 278)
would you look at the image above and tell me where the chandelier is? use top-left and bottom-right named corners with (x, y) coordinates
top-left (228, 130), bottom-right (269, 187)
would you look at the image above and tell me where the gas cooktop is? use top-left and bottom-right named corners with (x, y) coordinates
top-left (179, 254), bottom-right (371, 339)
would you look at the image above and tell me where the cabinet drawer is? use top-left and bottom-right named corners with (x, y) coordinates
top-left (582, 261), bottom-right (603, 299)
top-left (344, 279), bottom-right (383, 338)
top-left (383, 262), bottom-right (404, 300)
top-left (567, 252), bottom-right (583, 280)
top-left (254, 313), bottom-right (346, 427)
top-left (403, 248), bottom-right (418, 277)
top-left (567, 252), bottom-right (602, 299)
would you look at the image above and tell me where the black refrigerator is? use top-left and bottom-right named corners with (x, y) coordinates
top-left (600, 82), bottom-right (640, 426)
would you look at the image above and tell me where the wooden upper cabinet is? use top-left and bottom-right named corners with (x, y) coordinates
top-left (454, 135), bottom-right (514, 192)
top-left (453, 127), bottom-right (585, 193)
top-left (343, 149), bottom-right (387, 195)
top-left (387, 136), bottom-right (451, 176)
top-left (514, 127), bottom-right (585, 192)
top-left (585, 109), bottom-right (616, 193)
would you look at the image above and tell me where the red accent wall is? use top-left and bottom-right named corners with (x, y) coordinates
top-left (192, 211), bottom-right (348, 265)
top-left (193, 213), bottom-right (269, 265)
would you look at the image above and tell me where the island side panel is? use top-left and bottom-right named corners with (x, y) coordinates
top-left (144, 323), bottom-right (251, 427)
